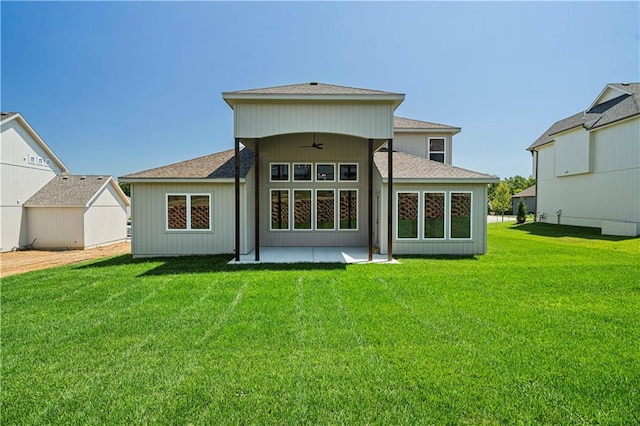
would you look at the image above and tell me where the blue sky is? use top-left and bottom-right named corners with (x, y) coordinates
top-left (2, 1), bottom-right (638, 180)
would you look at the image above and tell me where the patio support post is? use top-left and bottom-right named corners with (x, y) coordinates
top-left (254, 138), bottom-right (260, 261)
top-left (387, 138), bottom-right (393, 262)
top-left (234, 138), bottom-right (240, 261)
top-left (368, 138), bottom-right (373, 261)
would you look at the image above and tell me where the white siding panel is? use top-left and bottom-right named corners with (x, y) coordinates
top-left (536, 118), bottom-right (640, 227)
top-left (84, 184), bottom-right (128, 248)
top-left (130, 182), bottom-right (238, 257)
top-left (537, 144), bottom-right (555, 181)
top-left (26, 208), bottom-right (85, 249)
top-left (554, 128), bottom-right (591, 176)
top-left (235, 103), bottom-right (393, 139)
top-left (1, 119), bottom-right (59, 251)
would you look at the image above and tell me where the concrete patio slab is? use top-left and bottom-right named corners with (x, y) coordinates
top-left (228, 246), bottom-right (398, 264)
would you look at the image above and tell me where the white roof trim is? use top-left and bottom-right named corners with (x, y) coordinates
top-left (394, 128), bottom-right (461, 135)
top-left (121, 178), bottom-right (245, 184)
top-left (587, 84), bottom-right (632, 111)
top-left (0, 113), bottom-right (69, 172)
top-left (222, 93), bottom-right (405, 110)
top-left (382, 177), bottom-right (499, 184)
top-left (86, 177), bottom-right (130, 207)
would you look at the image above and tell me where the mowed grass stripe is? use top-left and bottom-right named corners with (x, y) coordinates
top-left (1, 223), bottom-right (639, 423)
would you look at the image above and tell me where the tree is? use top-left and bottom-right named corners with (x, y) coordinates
top-left (516, 198), bottom-right (527, 224)
top-left (504, 175), bottom-right (535, 196)
top-left (118, 181), bottom-right (130, 197)
top-left (491, 181), bottom-right (512, 220)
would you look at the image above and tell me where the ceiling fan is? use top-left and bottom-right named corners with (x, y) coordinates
top-left (298, 134), bottom-right (324, 150)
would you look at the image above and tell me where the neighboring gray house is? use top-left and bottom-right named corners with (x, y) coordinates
top-left (528, 83), bottom-right (640, 236)
top-left (24, 175), bottom-right (130, 249)
top-left (1, 112), bottom-right (68, 252)
top-left (511, 185), bottom-right (536, 215)
top-left (121, 82), bottom-right (498, 260)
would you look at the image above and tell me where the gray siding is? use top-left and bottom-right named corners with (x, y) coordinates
top-left (536, 117), bottom-right (640, 229)
top-left (1, 119), bottom-right (60, 251)
top-left (393, 132), bottom-right (453, 164)
top-left (234, 103), bottom-right (394, 139)
top-left (379, 183), bottom-right (488, 256)
top-left (258, 133), bottom-right (372, 247)
top-left (130, 182), bottom-right (239, 257)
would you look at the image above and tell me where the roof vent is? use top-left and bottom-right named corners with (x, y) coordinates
top-left (97, 176), bottom-right (103, 180)
top-left (80, 176), bottom-right (86, 180)
top-left (621, 83), bottom-right (629, 86)
top-left (309, 82), bottom-right (318, 85)
top-left (62, 176), bottom-right (68, 180)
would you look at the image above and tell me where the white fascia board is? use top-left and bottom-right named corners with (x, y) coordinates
top-left (382, 177), bottom-right (499, 184)
top-left (23, 204), bottom-right (84, 208)
top-left (587, 84), bottom-right (632, 111)
top-left (222, 93), bottom-right (405, 109)
top-left (393, 128), bottom-right (461, 135)
top-left (120, 178), bottom-right (244, 184)
top-left (3, 113), bottom-right (69, 172)
top-left (86, 177), bottom-right (130, 207)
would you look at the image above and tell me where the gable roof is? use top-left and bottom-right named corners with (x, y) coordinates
top-left (222, 82), bottom-right (405, 110)
top-left (374, 150), bottom-right (497, 182)
top-left (528, 82), bottom-right (640, 151)
top-left (1, 112), bottom-right (69, 172)
top-left (120, 148), bottom-right (255, 181)
top-left (225, 82), bottom-right (402, 96)
top-left (24, 175), bottom-right (129, 207)
top-left (511, 185), bottom-right (536, 199)
top-left (393, 116), bottom-right (461, 133)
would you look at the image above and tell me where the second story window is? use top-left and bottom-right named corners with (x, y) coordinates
top-left (428, 138), bottom-right (446, 163)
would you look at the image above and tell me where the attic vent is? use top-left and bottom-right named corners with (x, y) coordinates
top-left (309, 82), bottom-right (318, 85)
top-left (62, 176), bottom-right (68, 180)
top-left (97, 176), bottom-right (103, 180)
top-left (80, 176), bottom-right (86, 180)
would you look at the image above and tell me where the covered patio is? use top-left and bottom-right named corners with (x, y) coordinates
top-left (228, 246), bottom-right (398, 264)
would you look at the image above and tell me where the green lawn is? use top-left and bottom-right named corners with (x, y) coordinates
top-left (2, 222), bottom-right (639, 424)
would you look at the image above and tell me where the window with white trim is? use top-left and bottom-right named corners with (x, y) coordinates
top-left (339, 164), bottom-right (358, 182)
top-left (424, 192), bottom-right (445, 239)
top-left (428, 138), bottom-right (446, 163)
top-left (293, 163), bottom-right (312, 181)
top-left (293, 190), bottom-right (312, 230)
top-left (271, 189), bottom-right (290, 230)
top-left (316, 189), bottom-right (335, 230)
top-left (450, 192), bottom-right (472, 239)
top-left (270, 163), bottom-right (289, 181)
top-left (339, 189), bottom-right (358, 230)
top-left (166, 194), bottom-right (211, 231)
top-left (397, 192), bottom-right (419, 239)
top-left (316, 164), bottom-right (335, 181)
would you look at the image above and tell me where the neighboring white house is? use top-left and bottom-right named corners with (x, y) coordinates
top-left (121, 82), bottom-right (497, 260)
top-left (1, 112), bottom-right (130, 251)
top-left (1, 112), bottom-right (68, 251)
top-left (23, 175), bottom-right (130, 249)
top-left (527, 83), bottom-right (640, 236)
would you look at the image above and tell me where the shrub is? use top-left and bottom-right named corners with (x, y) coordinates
top-left (516, 198), bottom-right (527, 223)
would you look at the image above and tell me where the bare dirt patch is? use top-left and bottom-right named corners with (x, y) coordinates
top-left (0, 242), bottom-right (131, 278)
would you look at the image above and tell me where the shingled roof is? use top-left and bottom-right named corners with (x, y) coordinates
top-left (24, 175), bottom-right (126, 207)
top-left (225, 82), bottom-right (402, 96)
top-left (374, 150), bottom-right (497, 182)
top-left (120, 148), bottom-right (255, 180)
top-left (394, 116), bottom-right (460, 131)
top-left (528, 82), bottom-right (640, 150)
top-left (512, 185), bottom-right (536, 198)
top-left (1, 112), bottom-right (18, 121)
